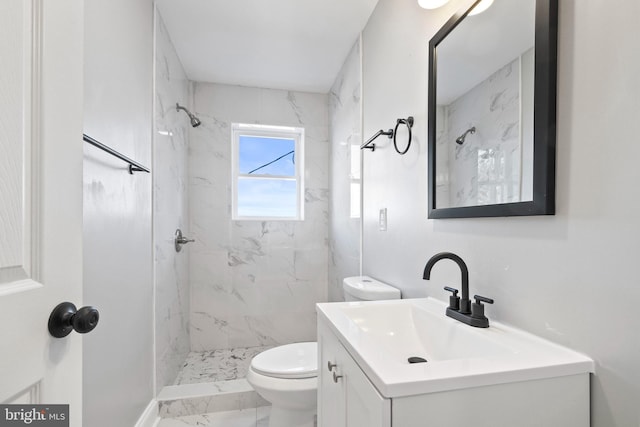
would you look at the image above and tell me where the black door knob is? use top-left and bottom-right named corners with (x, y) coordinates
top-left (48, 302), bottom-right (100, 338)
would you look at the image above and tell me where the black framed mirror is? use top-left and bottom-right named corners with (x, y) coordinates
top-left (428, 0), bottom-right (557, 219)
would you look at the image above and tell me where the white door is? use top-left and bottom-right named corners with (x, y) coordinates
top-left (0, 0), bottom-right (85, 424)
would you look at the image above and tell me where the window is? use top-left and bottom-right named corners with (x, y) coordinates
top-left (232, 123), bottom-right (304, 220)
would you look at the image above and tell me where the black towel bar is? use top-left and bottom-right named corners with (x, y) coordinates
top-left (83, 134), bottom-right (150, 174)
top-left (360, 129), bottom-right (393, 151)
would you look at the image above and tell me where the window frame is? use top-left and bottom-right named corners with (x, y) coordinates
top-left (231, 123), bottom-right (305, 221)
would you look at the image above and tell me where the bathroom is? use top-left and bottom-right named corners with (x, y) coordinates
top-left (0, 0), bottom-right (638, 426)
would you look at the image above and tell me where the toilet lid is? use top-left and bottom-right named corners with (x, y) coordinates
top-left (251, 342), bottom-right (317, 379)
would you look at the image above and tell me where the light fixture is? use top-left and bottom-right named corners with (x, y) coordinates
top-left (417, 0), bottom-right (449, 10)
top-left (468, 0), bottom-right (494, 16)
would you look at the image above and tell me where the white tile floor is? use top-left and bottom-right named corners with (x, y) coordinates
top-left (157, 407), bottom-right (270, 427)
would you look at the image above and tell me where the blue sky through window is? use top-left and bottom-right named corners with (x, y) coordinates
top-left (237, 178), bottom-right (297, 218)
top-left (239, 135), bottom-right (295, 176)
top-left (236, 133), bottom-right (300, 219)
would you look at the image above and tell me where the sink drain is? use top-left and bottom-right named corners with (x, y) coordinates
top-left (408, 356), bottom-right (427, 364)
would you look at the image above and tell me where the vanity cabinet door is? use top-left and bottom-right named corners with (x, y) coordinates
top-left (318, 324), bottom-right (346, 427)
top-left (342, 349), bottom-right (391, 427)
top-left (318, 323), bottom-right (391, 427)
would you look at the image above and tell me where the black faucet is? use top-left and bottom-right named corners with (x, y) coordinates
top-left (423, 252), bottom-right (493, 328)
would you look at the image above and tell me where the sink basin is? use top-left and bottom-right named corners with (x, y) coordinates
top-left (316, 298), bottom-right (594, 397)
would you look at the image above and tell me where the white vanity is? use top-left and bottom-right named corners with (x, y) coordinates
top-left (316, 298), bottom-right (593, 427)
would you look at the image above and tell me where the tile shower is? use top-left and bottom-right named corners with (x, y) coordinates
top-left (435, 48), bottom-right (534, 208)
top-left (328, 39), bottom-right (362, 303)
top-left (188, 82), bottom-right (329, 353)
top-left (154, 10), bottom-right (334, 423)
top-left (154, 14), bottom-right (190, 394)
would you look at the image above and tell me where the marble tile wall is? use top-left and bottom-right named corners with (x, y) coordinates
top-left (189, 82), bottom-right (329, 351)
top-left (154, 13), bottom-right (191, 391)
top-left (328, 40), bottom-right (362, 302)
top-left (438, 50), bottom-right (533, 208)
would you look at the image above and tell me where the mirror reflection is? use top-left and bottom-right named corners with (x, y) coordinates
top-left (434, 0), bottom-right (535, 209)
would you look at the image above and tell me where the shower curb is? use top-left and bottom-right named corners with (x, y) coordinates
top-left (157, 379), bottom-right (268, 418)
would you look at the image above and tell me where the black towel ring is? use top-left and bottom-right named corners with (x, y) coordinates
top-left (393, 116), bottom-right (414, 155)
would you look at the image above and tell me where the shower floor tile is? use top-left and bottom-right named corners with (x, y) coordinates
top-left (174, 346), bottom-right (273, 385)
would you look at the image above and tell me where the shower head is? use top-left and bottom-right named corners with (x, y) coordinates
top-left (176, 103), bottom-right (201, 128)
top-left (456, 126), bottom-right (476, 145)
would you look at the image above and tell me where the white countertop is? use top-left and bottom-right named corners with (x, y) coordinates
top-left (316, 297), bottom-right (594, 398)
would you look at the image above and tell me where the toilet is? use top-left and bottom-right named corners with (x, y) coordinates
top-left (341, 275), bottom-right (402, 302)
top-left (246, 276), bottom-right (400, 427)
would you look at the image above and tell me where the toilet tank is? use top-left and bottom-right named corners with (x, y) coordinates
top-left (342, 276), bottom-right (401, 301)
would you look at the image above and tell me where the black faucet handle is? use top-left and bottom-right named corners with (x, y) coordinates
top-left (471, 295), bottom-right (494, 320)
top-left (444, 287), bottom-right (460, 311)
top-left (444, 286), bottom-right (458, 295)
top-left (474, 295), bottom-right (494, 305)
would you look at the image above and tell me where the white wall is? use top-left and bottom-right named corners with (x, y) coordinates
top-left (189, 83), bottom-right (329, 351)
top-left (329, 39), bottom-right (362, 302)
top-left (83, 0), bottom-right (154, 425)
top-left (361, 0), bottom-right (640, 425)
top-left (154, 11), bottom-right (191, 392)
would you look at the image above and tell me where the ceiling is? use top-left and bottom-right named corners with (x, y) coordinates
top-left (156, 0), bottom-right (379, 93)
top-left (436, 0), bottom-right (535, 104)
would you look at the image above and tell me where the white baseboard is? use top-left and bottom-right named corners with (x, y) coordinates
top-left (134, 399), bottom-right (160, 427)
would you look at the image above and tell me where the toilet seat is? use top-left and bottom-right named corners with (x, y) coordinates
top-left (250, 342), bottom-right (317, 379)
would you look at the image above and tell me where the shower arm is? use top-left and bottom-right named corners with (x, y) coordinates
top-left (176, 103), bottom-right (202, 127)
top-left (456, 126), bottom-right (476, 145)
